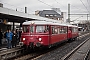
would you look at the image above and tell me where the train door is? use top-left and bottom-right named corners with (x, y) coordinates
top-left (68, 27), bottom-right (72, 40)
top-left (47, 25), bottom-right (51, 47)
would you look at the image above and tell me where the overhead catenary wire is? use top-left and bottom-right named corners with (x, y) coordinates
top-left (70, 5), bottom-right (88, 13)
top-left (54, 0), bottom-right (65, 8)
top-left (80, 0), bottom-right (90, 14)
top-left (54, 0), bottom-right (89, 14)
top-left (87, 0), bottom-right (90, 14)
top-left (37, 0), bottom-right (54, 8)
top-left (87, 0), bottom-right (90, 9)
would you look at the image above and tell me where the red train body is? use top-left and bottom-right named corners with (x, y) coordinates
top-left (67, 25), bottom-right (79, 40)
top-left (19, 21), bottom-right (78, 48)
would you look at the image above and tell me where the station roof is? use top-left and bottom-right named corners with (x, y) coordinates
top-left (0, 7), bottom-right (36, 23)
top-left (0, 7), bottom-right (61, 23)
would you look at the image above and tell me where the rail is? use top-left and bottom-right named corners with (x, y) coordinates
top-left (61, 35), bottom-right (90, 60)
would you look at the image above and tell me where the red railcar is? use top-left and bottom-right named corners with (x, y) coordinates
top-left (19, 21), bottom-right (78, 48)
top-left (67, 25), bottom-right (78, 40)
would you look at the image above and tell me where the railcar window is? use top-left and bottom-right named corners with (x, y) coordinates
top-left (55, 28), bottom-right (58, 34)
top-left (72, 27), bottom-right (78, 32)
top-left (59, 27), bottom-right (67, 33)
top-left (63, 27), bottom-right (67, 33)
top-left (61, 27), bottom-right (65, 33)
top-left (59, 27), bottom-right (62, 33)
top-left (23, 26), bottom-right (29, 33)
top-left (46, 25), bottom-right (49, 31)
top-left (52, 27), bottom-right (55, 34)
top-left (57, 27), bottom-right (60, 34)
top-left (52, 26), bottom-right (67, 34)
top-left (44, 25), bottom-right (49, 33)
top-left (30, 26), bottom-right (34, 33)
top-left (52, 26), bottom-right (58, 34)
top-left (36, 26), bottom-right (45, 33)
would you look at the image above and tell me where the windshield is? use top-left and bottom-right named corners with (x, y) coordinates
top-left (36, 26), bottom-right (45, 33)
top-left (36, 25), bottom-right (49, 33)
top-left (23, 25), bottom-right (34, 33)
top-left (23, 26), bottom-right (29, 33)
top-left (30, 26), bottom-right (34, 33)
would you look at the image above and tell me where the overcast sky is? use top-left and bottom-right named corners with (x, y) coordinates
top-left (0, 0), bottom-right (90, 21)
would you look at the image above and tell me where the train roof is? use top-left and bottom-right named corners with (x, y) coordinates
top-left (23, 20), bottom-right (78, 28)
top-left (23, 20), bottom-right (68, 26)
top-left (67, 24), bottom-right (78, 27)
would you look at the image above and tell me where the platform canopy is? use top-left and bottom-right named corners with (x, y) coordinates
top-left (0, 7), bottom-right (63, 23)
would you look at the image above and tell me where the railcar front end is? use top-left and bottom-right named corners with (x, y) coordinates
top-left (19, 24), bottom-right (50, 48)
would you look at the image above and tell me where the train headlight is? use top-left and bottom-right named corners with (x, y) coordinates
top-left (39, 38), bottom-right (42, 41)
top-left (23, 38), bottom-right (25, 41)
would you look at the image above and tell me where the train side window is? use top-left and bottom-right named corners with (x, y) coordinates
top-left (44, 25), bottom-right (49, 33)
top-left (73, 27), bottom-right (78, 32)
top-left (63, 27), bottom-right (67, 33)
top-left (61, 27), bottom-right (64, 33)
top-left (59, 27), bottom-right (62, 33)
top-left (52, 26), bottom-right (58, 34)
top-left (55, 28), bottom-right (58, 34)
top-left (57, 27), bottom-right (60, 34)
top-left (52, 27), bottom-right (55, 34)
top-left (60, 27), bottom-right (66, 33)
top-left (72, 27), bottom-right (75, 32)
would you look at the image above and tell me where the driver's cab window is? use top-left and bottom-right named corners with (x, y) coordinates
top-left (36, 25), bottom-right (49, 33)
top-left (36, 25), bottom-right (45, 33)
top-left (23, 26), bottom-right (29, 33)
top-left (44, 25), bottom-right (49, 33)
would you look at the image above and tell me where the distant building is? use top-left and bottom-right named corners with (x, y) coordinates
top-left (35, 10), bottom-right (66, 22)
top-left (0, 3), bottom-right (3, 7)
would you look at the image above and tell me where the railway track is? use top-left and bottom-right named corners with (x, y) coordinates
top-left (61, 36), bottom-right (90, 60)
top-left (85, 50), bottom-right (90, 60)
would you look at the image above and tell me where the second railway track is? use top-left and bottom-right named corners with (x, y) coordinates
top-left (61, 35), bottom-right (90, 60)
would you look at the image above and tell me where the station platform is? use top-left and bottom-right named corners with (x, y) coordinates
top-left (0, 44), bottom-right (7, 48)
top-left (0, 38), bottom-right (7, 48)
top-left (68, 38), bottom-right (90, 60)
